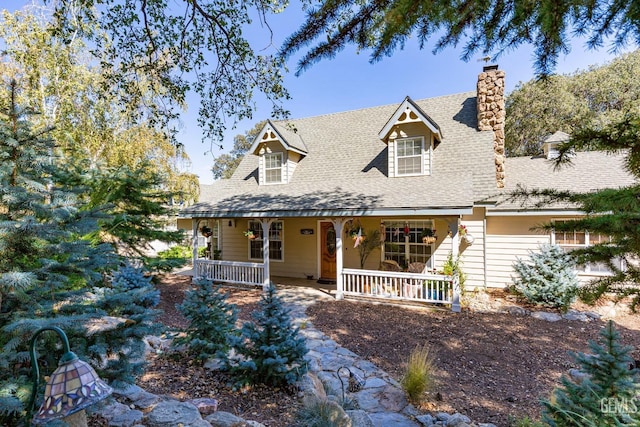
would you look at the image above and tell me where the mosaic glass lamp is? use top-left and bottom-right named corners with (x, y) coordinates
top-left (29, 326), bottom-right (113, 426)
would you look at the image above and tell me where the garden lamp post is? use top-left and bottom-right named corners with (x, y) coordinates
top-left (28, 326), bottom-right (113, 427)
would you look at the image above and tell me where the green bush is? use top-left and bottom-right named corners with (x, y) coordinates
top-left (225, 283), bottom-right (308, 387)
top-left (511, 244), bottom-right (579, 311)
top-left (401, 343), bottom-right (437, 402)
top-left (158, 245), bottom-right (192, 259)
top-left (175, 278), bottom-right (238, 363)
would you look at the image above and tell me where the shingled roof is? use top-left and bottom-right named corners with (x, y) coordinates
top-left (490, 151), bottom-right (636, 213)
top-left (181, 91), bottom-right (496, 218)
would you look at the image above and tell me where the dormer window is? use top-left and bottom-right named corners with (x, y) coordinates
top-left (378, 97), bottom-right (441, 178)
top-left (264, 153), bottom-right (283, 183)
top-left (396, 137), bottom-right (424, 175)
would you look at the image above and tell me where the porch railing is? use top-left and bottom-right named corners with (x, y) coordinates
top-left (342, 268), bottom-right (458, 306)
top-left (195, 259), bottom-right (264, 287)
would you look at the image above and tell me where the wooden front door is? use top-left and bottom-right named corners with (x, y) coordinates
top-left (320, 222), bottom-right (337, 282)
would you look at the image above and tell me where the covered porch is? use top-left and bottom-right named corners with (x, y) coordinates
top-left (191, 215), bottom-right (466, 312)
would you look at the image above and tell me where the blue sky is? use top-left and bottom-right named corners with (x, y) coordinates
top-left (4, 1), bottom-right (635, 184)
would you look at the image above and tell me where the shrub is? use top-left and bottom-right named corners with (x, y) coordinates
top-left (508, 416), bottom-right (545, 427)
top-left (541, 320), bottom-right (640, 426)
top-left (511, 244), bottom-right (579, 311)
top-left (442, 252), bottom-right (466, 293)
top-left (225, 282), bottom-right (308, 387)
top-left (401, 343), bottom-right (437, 402)
top-left (296, 396), bottom-right (351, 427)
top-left (175, 278), bottom-right (238, 364)
top-left (158, 245), bottom-right (192, 259)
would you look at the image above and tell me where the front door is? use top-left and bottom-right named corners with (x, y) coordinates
top-left (320, 222), bottom-right (337, 282)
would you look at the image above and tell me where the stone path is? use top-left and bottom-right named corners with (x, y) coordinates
top-left (278, 285), bottom-right (423, 426)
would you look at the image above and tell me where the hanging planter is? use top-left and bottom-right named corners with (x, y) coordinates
top-left (244, 230), bottom-right (257, 240)
top-left (421, 228), bottom-right (437, 244)
top-left (200, 225), bottom-right (213, 238)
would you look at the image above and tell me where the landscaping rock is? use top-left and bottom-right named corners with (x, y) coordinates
top-left (446, 412), bottom-right (471, 426)
top-left (204, 411), bottom-right (245, 427)
top-left (146, 400), bottom-right (204, 427)
top-left (531, 311), bottom-right (562, 322)
top-left (416, 413), bottom-right (434, 425)
top-left (562, 311), bottom-right (590, 322)
top-left (347, 409), bottom-right (375, 427)
top-left (188, 397), bottom-right (219, 415)
top-left (107, 409), bottom-right (144, 427)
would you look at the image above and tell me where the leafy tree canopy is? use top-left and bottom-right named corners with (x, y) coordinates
top-left (281, 0), bottom-right (640, 75)
top-left (506, 50), bottom-right (640, 156)
top-left (39, 0), bottom-right (290, 143)
top-left (0, 9), bottom-right (200, 203)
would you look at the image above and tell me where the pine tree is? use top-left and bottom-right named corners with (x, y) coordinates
top-left (541, 320), bottom-right (640, 426)
top-left (175, 277), bottom-right (238, 364)
top-left (0, 81), bottom-right (160, 421)
top-left (86, 262), bottom-right (163, 385)
top-left (512, 244), bottom-right (579, 311)
top-left (226, 283), bottom-right (308, 388)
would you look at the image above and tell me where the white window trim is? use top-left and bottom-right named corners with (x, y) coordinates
top-left (263, 152), bottom-right (284, 184)
top-left (381, 219), bottom-right (435, 269)
top-left (394, 136), bottom-right (425, 177)
top-left (248, 220), bottom-right (284, 262)
top-left (551, 219), bottom-right (623, 275)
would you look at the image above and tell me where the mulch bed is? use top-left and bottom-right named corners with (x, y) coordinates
top-left (96, 274), bottom-right (640, 426)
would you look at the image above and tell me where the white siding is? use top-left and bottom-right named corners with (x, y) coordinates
top-left (485, 216), bottom-right (552, 288)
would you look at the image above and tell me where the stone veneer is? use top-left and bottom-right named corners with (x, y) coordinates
top-left (477, 66), bottom-right (506, 188)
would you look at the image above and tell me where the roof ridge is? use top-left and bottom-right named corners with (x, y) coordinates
top-left (270, 91), bottom-right (477, 124)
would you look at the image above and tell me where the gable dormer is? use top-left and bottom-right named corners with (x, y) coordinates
top-left (378, 97), bottom-right (442, 178)
top-left (249, 120), bottom-right (308, 185)
top-left (542, 131), bottom-right (571, 159)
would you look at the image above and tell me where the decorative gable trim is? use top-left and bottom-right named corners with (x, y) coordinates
top-left (378, 97), bottom-right (443, 142)
top-left (249, 119), bottom-right (308, 156)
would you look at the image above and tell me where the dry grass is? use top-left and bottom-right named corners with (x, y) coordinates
top-left (401, 343), bottom-right (438, 403)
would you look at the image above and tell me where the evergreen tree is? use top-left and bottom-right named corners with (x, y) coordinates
top-left (0, 82), bottom-right (160, 421)
top-left (511, 244), bottom-right (579, 311)
top-left (175, 278), bottom-right (238, 364)
top-left (541, 320), bottom-right (640, 426)
top-left (226, 283), bottom-right (308, 388)
top-left (84, 262), bottom-right (162, 386)
top-left (80, 162), bottom-right (187, 272)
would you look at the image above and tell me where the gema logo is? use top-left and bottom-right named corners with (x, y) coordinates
top-left (600, 397), bottom-right (639, 414)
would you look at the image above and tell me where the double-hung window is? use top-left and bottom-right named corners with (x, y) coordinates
top-left (264, 153), bottom-right (283, 184)
top-left (248, 220), bottom-right (283, 261)
top-left (552, 219), bottom-right (623, 274)
top-left (382, 220), bottom-right (434, 269)
top-left (396, 137), bottom-right (424, 176)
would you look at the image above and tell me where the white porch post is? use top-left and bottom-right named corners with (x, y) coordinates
top-left (448, 218), bottom-right (461, 312)
top-left (332, 218), bottom-right (347, 300)
top-left (261, 219), bottom-right (274, 291)
top-left (192, 220), bottom-right (199, 277)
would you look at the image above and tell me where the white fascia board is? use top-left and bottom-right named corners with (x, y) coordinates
top-left (486, 209), bottom-right (587, 217)
top-left (378, 97), bottom-right (442, 141)
top-left (183, 207), bottom-right (474, 218)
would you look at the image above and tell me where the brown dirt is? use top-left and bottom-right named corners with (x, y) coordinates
top-left (98, 274), bottom-right (640, 426)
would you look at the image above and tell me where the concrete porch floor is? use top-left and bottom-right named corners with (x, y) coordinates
top-left (174, 267), bottom-right (337, 296)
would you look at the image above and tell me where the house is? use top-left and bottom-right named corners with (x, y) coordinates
top-left (178, 66), bottom-right (635, 311)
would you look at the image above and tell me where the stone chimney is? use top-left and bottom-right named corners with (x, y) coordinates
top-left (477, 65), bottom-right (506, 188)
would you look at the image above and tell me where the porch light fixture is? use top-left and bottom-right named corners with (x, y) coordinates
top-left (28, 326), bottom-right (113, 426)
